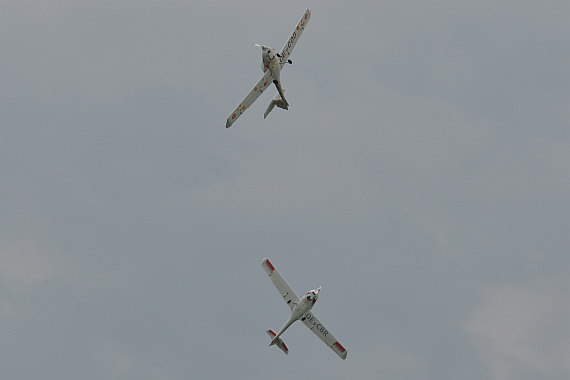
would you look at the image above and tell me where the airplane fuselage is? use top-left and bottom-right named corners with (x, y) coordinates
top-left (261, 46), bottom-right (281, 78)
top-left (270, 288), bottom-right (320, 345)
top-left (290, 292), bottom-right (314, 319)
top-left (260, 46), bottom-right (288, 108)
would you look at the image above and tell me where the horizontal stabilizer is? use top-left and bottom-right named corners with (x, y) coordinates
top-left (266, 329), bottom-right (289, 355)
top-left (264, 91), bottom-right (289, 119)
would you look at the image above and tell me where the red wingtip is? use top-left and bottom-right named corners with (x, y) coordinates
top-left (334, 342), bottom-right (346, 352)
top-left (265, 259), bottom-right (275, 272)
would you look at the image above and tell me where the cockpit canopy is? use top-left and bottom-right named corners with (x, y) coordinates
top-left (306, 288), bottom-right (320, 304)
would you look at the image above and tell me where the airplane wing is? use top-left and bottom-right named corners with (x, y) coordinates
top-left (302, 310), bottom-right (348, 360)
top-left (226, 70), bottom-right (273, 128)
top-left (261, 258), bottom-right (299, 310)
top-left (279, 8), bottom-right (311, 68)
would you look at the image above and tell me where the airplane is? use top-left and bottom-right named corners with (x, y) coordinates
top-left (261, 258), bottom-right (348, 359)
top-left (225, 9), bottom-right (311, 128)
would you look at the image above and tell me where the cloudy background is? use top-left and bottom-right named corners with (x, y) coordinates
top-left (1, 0), bottom-right (569, 379)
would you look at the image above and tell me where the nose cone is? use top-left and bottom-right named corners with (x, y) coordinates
top-left (313, 286), bottom-right (321, 302)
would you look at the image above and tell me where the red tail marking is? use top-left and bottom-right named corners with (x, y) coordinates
top-left (265, 259), bottom-right (275, 272)
top-left (268, 329), bottom-right (276, 336)
top-left (282, 343), bottom-right (288, 351)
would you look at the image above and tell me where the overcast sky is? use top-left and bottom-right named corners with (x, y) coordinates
top-left (1, 1), bottom-right (569, 379)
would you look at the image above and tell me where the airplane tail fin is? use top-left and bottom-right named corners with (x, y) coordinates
top-left (264, 91), bottom-right (289, 119)
top-left (266, 329), bottom-right (289, 355)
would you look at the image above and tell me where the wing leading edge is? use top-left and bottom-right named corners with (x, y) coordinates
top-left (279, 8), bottom-right (311, 67)
top-left (226, 71), bottom-right (273, 128)
top-left (302, 310), bottom-right (347, 359)
top-left (261, 258), bottom-right (299, 310)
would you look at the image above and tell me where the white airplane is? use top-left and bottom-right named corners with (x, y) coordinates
top-left (261, 258), bottom-right (348, 360)
top-left (225, 9), bottom-right (311, 128)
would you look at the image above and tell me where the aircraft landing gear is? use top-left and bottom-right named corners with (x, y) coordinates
top-left (301, 317), bottom-right (306, 321)
top-left (288, 59), bottom-right (292, 64)
top-left (273, 80), bottom-right (278, 85)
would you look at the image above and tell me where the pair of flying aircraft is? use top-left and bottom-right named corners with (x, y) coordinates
top-left (225, 8), bottom-right (311, 128)
top-left (226, 10), bottom-right (348, 359)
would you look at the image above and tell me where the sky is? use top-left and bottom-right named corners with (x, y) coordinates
top-left (1, 0), bottom-right (569, 379)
